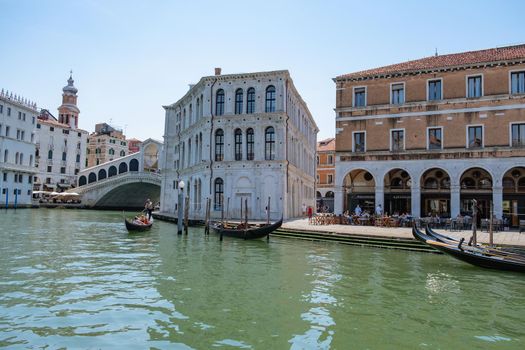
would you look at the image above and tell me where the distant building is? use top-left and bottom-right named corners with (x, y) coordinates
top-left (127, 138), bottom-right (142, 154)
top-left (334, 44), bottom-right (525, 225)
top-left (35, 74), bottom-right (88, 192)
top-left (316, 138), bottom-right (335, 212)
top-left (86, 123), bottom-right (128, 167)
top-left (160, 69), bottom-right (318, 220)
top-left (0, 89), bottom-right (38, 207)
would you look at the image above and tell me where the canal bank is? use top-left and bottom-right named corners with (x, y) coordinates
top-left (153, 212), bottom-right (525, 252)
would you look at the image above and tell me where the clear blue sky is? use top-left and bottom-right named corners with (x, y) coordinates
top-left (1, 0), bottom-right (524, 141)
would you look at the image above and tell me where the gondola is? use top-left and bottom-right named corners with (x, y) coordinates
top-left (425, 226), bottom-right (525, 259)
top-left (210, 217), bottom-right (283, 240)
top-left (412, 225), bottom-right (525, 272)
top-left (125, 218), bottom-right (153, 232)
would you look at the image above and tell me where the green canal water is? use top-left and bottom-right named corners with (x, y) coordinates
top-left (1, 209), bottom-right (524, 349)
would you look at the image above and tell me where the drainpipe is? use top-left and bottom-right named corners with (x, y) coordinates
top-left (285, 79), bottom-right (290, 217)
top-left (209, 78), bottom-right (218, 195)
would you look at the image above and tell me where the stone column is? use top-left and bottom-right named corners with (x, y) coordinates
top-left (451, 185), bottom-right (461, 218)
top-left (411, 185), bottom-right (421, 218)
top-left (334, 186), bottom-right (343, 215)
top-left (375, 185), bottom-right (384, 213)
top-left (493, 186), bottom-right (503, 219)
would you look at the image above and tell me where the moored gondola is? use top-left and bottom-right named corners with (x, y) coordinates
top-left (125, 218), bottom-right (153, 232)
top-left (210, 218), bottom-right (283, 240)
top-left (425, 226), bottom-right (525, 259)
top-left (412, 225), bottom-right (525, 272)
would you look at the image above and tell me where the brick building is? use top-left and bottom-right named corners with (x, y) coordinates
top-left (334, 44), bottom-right (525, 226)
top-left (316, 138), bottom-right (335, 212)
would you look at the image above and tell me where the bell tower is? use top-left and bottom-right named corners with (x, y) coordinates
top-left (58, 71), bottom-right (80, 129)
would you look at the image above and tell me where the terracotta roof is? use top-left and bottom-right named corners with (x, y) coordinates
top-left (317, 138), bottom-right (335, 152)
top-left (336, 44), bottom-right (525, 80)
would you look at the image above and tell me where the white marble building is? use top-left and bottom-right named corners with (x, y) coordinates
top-left (0, 89), bottom-right (38, 207)
top-left (160, 69), bottom-right (318, 220)
top-left (35, 75), bottom-right (88, 191)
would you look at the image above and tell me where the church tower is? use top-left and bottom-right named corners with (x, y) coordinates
top-left (58, 71), bottom-right (80, 129)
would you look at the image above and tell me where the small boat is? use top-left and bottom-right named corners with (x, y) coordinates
top-left (425, 226), bottom-right (525, 259)
top-left (210, 218), bottom-right (283, 240)
top-left (412, 225), bottom-right (525, 272)
top-left (125, 218), bottom-right (153, 232)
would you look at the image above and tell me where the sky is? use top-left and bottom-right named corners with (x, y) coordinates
top-left (1, 0), bottom-right (524, 142)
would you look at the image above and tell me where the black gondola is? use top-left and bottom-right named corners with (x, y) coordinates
top-left (210, 218), bottom-right (283, 240)
top-left (125, 218), bottom-right (153, 232)
top-left (412, 225), bottom-right (525, 272)
top-left (425, 226), bottom-right (525, 259)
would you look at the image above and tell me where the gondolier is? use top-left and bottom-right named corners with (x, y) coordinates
top-left (145, 198), bottom-right (154, 220)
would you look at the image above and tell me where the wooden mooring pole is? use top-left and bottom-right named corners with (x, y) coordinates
top-left (220, 194), bottom-right (224, 241)
top-left (267, 196), bottom-right (271, 242)
top-left (204, 197), bottom-right (210, 235)
top-left (184, 195), bottom-right (189, 234)
top-left (489, 201), bottom-right (494, 247)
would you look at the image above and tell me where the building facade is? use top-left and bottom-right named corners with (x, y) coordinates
top-left (160, 69), bottom-right (318, 220)
top-left (35, 75), bottom-right (88, 191)
top-left (316, 138), bottom-right (335, 212)
top-left (86, 123), bottom-right (128, 167)
top-left (334, 44), bottom-right (525, 225)
top-left (0, 89), bottom-right (38, 207)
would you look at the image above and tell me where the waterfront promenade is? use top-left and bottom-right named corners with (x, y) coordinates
top-left (153, 211), bottom-right (525, 247)
top-left (282, 218), bottom-right (525, 247)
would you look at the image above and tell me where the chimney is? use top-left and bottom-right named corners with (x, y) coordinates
top-left (214, 67), bottom-right (222, 76)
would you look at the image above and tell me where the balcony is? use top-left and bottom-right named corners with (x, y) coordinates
top-left (338, 146), bottom-right (525, 162)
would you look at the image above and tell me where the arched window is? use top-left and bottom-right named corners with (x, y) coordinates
top-left (215, 129), bottom-right (224, 161)
top-left (88, 172), bottom-right (97, 184)
top-left (199, 94), bottom-right (204, 117)
top-left (79, 175), bottom-right (87, 186)
top-left (265, 85), bottom-right (276, 113)
top-left (246, 87), bottom-right (255, 114)
top-left (216, 89), bottom-right (225, 116)
top-left (98, 169), bottom-right (107, 180)
top-left (120, 150), bottom-right (125, 157)
top-left (424, 178), bottom-right (438, 189)
top-left (130, 158), bottom-right (139, 171)
top-left (3, 149), bottom-right (7, 162)
top-left (119, 162), bottom-right (128, 174)
top-left (15, 152), bottom-right (19, 164)
top-left (479, 178), bottom-right (492, 189)
top-left (235, 89), bottom-right (243, 114)
top-left (19, 153), bottom-right (23, 165)
top-left (461, 177), bottom-right (475, 189)
top-left (265, 126), bottom-right (275, 160)
top-left (29, 155), bottom-right (33, 167)
top-left (62, 152), bottom-right (67, 161)
top-left (196, 98), bottom-right (200, 118)
top-left (48, 150), bottom-right (53, 159)
top-left (214, 178), bottom-right (223, 210)
top-left (246, 128), bottom-right (254, 160)
top-left (108, 166), bottom-right (117, 177)
top-left (109, 148), bottom-right (115, 155)
top-left (503, 177), bottom-right (515, 190)
top-left (234, 128), bottom-right (242, 160)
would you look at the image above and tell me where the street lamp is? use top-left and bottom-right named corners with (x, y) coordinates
top-left (177, 180), bottom-right (185, 234)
